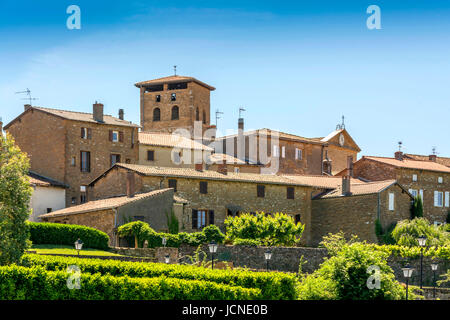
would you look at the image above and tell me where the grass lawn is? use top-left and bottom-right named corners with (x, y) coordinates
top-left (29, 244), bottom-right (123, 257)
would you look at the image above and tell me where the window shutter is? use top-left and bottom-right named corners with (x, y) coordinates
top-left (87, 152), bottom-right (91, 172)
top-left (209, 210), bottom-right (214, 225)
top-left (87, 128), bottom-right (92, 139)
top-left (119, 131), bottom-right (124, 142)
top-left (192, 210), bottom-right (198, 229)
top-left (388, 193), bottom-right (395, 211)
top-left (281, 146), bottom-right (285, 158)
top-left (445, 192), bottom-right (450, 207)
top-left (420, 189), bottom-right (424, 201)
top-left (295, 148), bottom-right (298, 160)
top-left (109, 130), bottom-right (113, 141)
top-left (81, 128), bottom-right (85, 138)
top-left (434, 191), bottom-right (439, 207)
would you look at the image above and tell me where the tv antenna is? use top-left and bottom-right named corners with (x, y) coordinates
top-left (15, 88), bottom-right (38, 105)
top-left (336, 115), bottom-right (345, 130)
top-left (432, 146), bottom-right (438, 155)
top-left (215, 109), bottom-right (223, 126)
top-left (239, 107), bottom-right (246, 118)
top-left (398, 141), bottom-right (403, 152)
top-left (173, 65), bottom-right (177, 76)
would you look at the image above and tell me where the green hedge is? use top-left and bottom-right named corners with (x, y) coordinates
top-left (368, 244), bottom-right (450, 260)
top-left (21, 254), bottom-right (298, 300)
top-left (28, 222), bottom-right (109, 250)
top-left (0, 265), bottom-right (260, 300)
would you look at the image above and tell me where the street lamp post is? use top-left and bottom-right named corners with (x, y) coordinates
top-left (164, 254), bottom-right (170, 264)
top-left (74, 238), bottom-right (83, 257)
top-left (264, 250), bottom-right (272, 271)
top-left (402, 265), bottom-right (414, 300)
top-left (417, 235), bottom-right (427, 289)
top-left (208, 241), bottom-right (218, 270)
top-left (162, 237), bottom-right (167, 247)
top-left (431, 262), bottom-right (438, 299)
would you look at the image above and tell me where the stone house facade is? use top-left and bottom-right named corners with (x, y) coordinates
top-left (4, 104), bottom-right (139, 207)
top-left (337, 152), bottom-right (450, 223)
top-left (40, 188), bottom-right (176, 246)
top-left (311, 180), bottom-right (413, 246)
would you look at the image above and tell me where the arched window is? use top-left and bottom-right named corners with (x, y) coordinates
top-left (153, 108), bottom-right (160, 121)
top-left (195, 108), bottom-right (199, 121)
top-left (171, 106), bottom-right (179, 120)
top-left (202, 110), bottom-right (206, 124)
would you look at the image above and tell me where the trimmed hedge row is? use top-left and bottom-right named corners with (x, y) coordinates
top-left (0, 265), bottom-right (260, 300)
top-left (28, 222), bottom-right (109, 250)
top-left (368, 244), bottom-right (450, 260)
top-left (21, 254), bottom-right (298, 300)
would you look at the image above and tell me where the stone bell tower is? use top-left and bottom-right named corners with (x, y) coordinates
top-left (135, 74), bottom-right (216, 136)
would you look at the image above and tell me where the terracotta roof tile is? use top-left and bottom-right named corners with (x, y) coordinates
top-left (139, 132), bottom-right (212, 151)
top-left (364, 156), bottom-right (450, 174)
top-left (317, 180), bottom-right (399, 199)
top-left (283, 175), bottom-right (368, 189)
top-left (404, 154), bottom-right (450, 167)
top-left (40, 189), bottom-right (173, 218)
top-left (134, 75), bottom-right (215, 91)
top-left (28, 171), bottom-right (67, 188)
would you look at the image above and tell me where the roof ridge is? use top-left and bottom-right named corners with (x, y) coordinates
top-left (36, 106), bottom-right (116, 118)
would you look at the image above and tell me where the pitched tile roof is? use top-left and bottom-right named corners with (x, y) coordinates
top-left (404, 154), bottom-right (450, 167)
top-left (208, 153), bottom-right (253, 165)
top-left (39, 189), bottom-right (173, 218)
top-left (28, 171), bottom-right (67, 188)
top-left (283, 175), bottom-right (368, 189)
top-left (216, 128), bottom-right (327, 145)
top-left (316, 180), bottom-right (402, 199)
top-left (94, 163), bottom-right (329, 188)
top-left (138, 132), bottom-right (213, 151)
top-left (5, 106), bottom-right (139, 129)
top-left (134, 75), bottom-right (215, 91)
top-left (363, 156), bottom-right (450, 174)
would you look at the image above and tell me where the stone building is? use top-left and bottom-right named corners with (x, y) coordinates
top-left (4, 103), bottom-right (139, 207)
top-left (28, 171), bottom-right (67, 222)
top-left (40, 188), bottom-right (178, 246)
top-left (311, 180), bottom-right (413, 246)
top-left (135, 75), bottom-right (216, 135)
top-left (336, 152), bottom-right (450, 223)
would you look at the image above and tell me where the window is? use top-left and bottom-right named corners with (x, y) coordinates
top-left (171, 106), bottom-right (179, 120)
top-left (438, 177), bottom-right (443, 184)
top-left (195, 108), bottom-right (199, 121)
top-left (147, 150), bottom-right (155, 161)
top-left (155, 95), bottom-right (161, 102)
top-left (125, 158), bottom-right (131, 164)
top-left (146, 85), bottom-right (163, 92)
top-left (409, 189), bottom-right (418, 198)
top-left (168, 179), bottom-right (177, 192)
top-left (281, 146), bottom-right (286, 158)
top-left (172, 150), bottom-right (181, 164)
top-left (71, 157), bottom-right (76, 167)
top-left (168, 82), bottom-right (187, 90)
top-left (273, 145), bottom-right (279, 158)
top-left (80, 194), bottom-right (87, 204)
top-left (71, 197), bottom-right (76, 205)
top-left (294, 214), bottom-right (301, 224)
top-left (445, 192), bottom-right (450, 208)
top-left (81, 127), bottom-right (91, 139)
top-left (153, 108), bottom-right (161, 121)
top-left (234, 167), bottom-right (240, 173)
top-left (412, 174), bottom-right (417, 182)
top-left (388, 193), bottom-right (395, 211)
top-left (434, 191), bottom-right (443, 207)
top-left (202, 110), bottom-right (206, 124)
top-left (257, 185), bottom-right (265, 198)
top-left (191, 209), bottom-right (214, 229)
top-left (111, 154), bottom-right (121, 166)
top-left (287, 187), bottom-right (295, 199)
top-left (171, 93), bottom-right (176, 101)
top-left (199, 181), bottom-right (208, 194)
top-left (80, 151), bottom-right (90, 172)
top-left (295, 148), bottom-right (303, 160)
top-left (109, 130), bottom-right (123, 142)
top-left (47, 208), bottom-right (52, 213)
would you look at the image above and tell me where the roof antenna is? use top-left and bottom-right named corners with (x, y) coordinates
top-left (432, 146), bottom-right (438, 155)
top-left (215, 109), bottom-right (223, 126)
top-left (398, 141), bottom-right (403, 152)
top-left (173, 65), bottom-right (177, 76)
top-left (15, 88), bottom-right (38, 105)
top-left (336, 115), bottom-right (345, 130)
top-left (239, 107), bottom-right (246, 118)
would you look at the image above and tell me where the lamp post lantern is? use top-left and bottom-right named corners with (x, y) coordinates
top-left (208, 241), bottom-right (218, 270)
top-left (162, 237), bottom-right (167, 247)
top-left (417, 235), bottom-right (427, 289)
top-left (431, 262), bottom-right (438, 299)
top-left (402, 265), bottom-right (414, 300)
top-left (164, 254), bottom-right (170, 264)
top-left (264, 250), bottom-right (272, 271)
top-left (74, 238), bottom-right (83, 257)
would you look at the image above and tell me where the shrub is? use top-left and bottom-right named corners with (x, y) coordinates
top-left (202, 225), bottom-right (225, 243)
top-left (166, 210), bottom-right (179, 234)
top-left (28, 222), bottom-right (109, 250)
top-left (21, 254), bottom-right (298, 299)
top-left (375, 220), bottom-right (396, 245)
top-left (0, 265), bottom-right (260, 300)
top-left (391, 218), bottom-right (449, 247)
top-left (225, 212), bottom-right (304, 246)
top-left (0, 133), bottom-right (33, 265)
top-left (232, 238), bottom-right (262, 246)
top-left (117, 221), bottom-right (152, 248)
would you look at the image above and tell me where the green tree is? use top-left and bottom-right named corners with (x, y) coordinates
top-left (0, 133), bottom-right (33, 265)
top-left (411, 195), bottom-right (423, 218)
top-left (391, 218), bottom-right (449, 247)
top-left (117, 221), bottom-right (152, 248)
top-left (224, 212), bottom-right (304, 246)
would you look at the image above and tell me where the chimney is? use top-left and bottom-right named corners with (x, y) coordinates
top-left (342, 176), bottom-right (351, 196)
top-left (322, 150), bottom-right (332, 175)
top-left (217, 163), bottom-right (228, 175)
top-left (238, 118), bottom-right (244, 131)
top-left (118, 109), bottom-right (124, 120)
top-left (93, 102), bottom-right (104, 122)
top-left (237, 118), bottom-right (245, 161)
top-left (347, 156), bottom-right (354, 178)
top-left (24, 104), bottom-right (32, 111)
top-left (126, 171), bottom-right (135, 198)
top-left (394, 151), bottom-right (403, 161)
top-left (429, 154), bottom-right (437, 162)
top-left (195, 163), bottom-right (203, 172)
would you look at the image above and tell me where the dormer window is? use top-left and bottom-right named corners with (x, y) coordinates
top-left (171, 93), bottom-right (176, 101)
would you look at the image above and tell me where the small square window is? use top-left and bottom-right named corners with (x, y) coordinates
top-left (71, 197), bottom-right (77, 205)
top-left (438, 177), bottom-right (443, 184)
top-left (171, 93), bottom-right (176, 101)
top-left (287, 187), bottom-right (295, 199)
top-left (412, 174), bottom-right (417, 182)
top-left (147, 150), bottom-right (155, 161)
top-left (257, 185), bottom-right (265, 198)
top-left (112, 131), bottom-right (119, 142)
top-left (199, 181), bottom-right (208, 194)
top-left (295, 148), bottom-right (303, 160)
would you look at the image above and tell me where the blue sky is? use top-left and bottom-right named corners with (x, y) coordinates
top-left (1, 0), bottom-right (450, 158)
